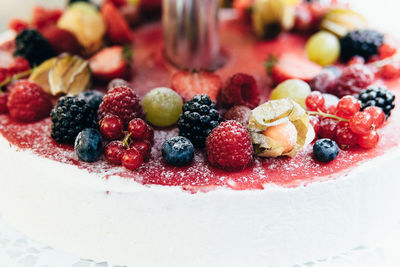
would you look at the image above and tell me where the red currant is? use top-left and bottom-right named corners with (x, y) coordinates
top-left (379, 63), bottom-right (400, 80)
top-left (105, 141), bottom-right (126, 165)
top-left (131, 140), bottom-right (151, 160)
top-left (379, 42), bottom-right (397, 59)
top-left (335, 121), bottom-right (358, 149)
top-left (122, 148), bottom-right (143, 170)
top-left (363, 106), bottom-right (385, 129)
top-left (305, 91), bottom-right (325, 111)
top-left (0, 93), bottom-right (9, 114)
top-left (128, 118), bottom-right (148, 140)
top-left (0, 68), bottom-right (10, 84)
top-left (358, 130), bottom-right (379, 149)
top-left (309, 115), bottom-right (321, 136)
top-left (100, 114), bottom-right (124, 140)
top-left (336, 96), bottom-right (361, 119)
top-left (318, 118), bottom-right (338, 140)
top-left (143, 124), bottom-right (154, 144)
top-left (349, 111), bottom-right (374, 135)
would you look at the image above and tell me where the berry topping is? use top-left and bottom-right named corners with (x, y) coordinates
top-left (349, 111), bottom-right (374, 135)
top-left (335, 121), bottom-right (358, 149)
top-left (268, 53), bottom-right (322, 84)
top-left (128, 118), bottom-right (148, 140)
top-left (51, 96), bottom-right (97, 144)
top-left (363, 106), bottom-right (385, 129)
top-left (122, 148), bottom-right (143, 170)
top-left (206, 120), bottom-right (253, 171)
top-left (162, 136), bottom-right (195, 167)
top-left (336, 96), bottom-right (361, 119)
top-left (309, 68), bottom-right (339, 93)
top-left (0, 93), bottom-right (9, 114)
top-left (333, 64), bottom-right (374, 98)
top-left (305, 91), bottom-right (325, 111)
top-left (340, 29), bottom-right (384, 62)
top-left (74, 128), bottom-right (103, 163)
top-left (313, 138), bottom-right (339, 163)
top-left (178, 94), bottom-right (222, 148)
top-left (142, 87), bottom-right (183, 127)
top-left (98, 85), bottom-right (144, 126)
top-left (14, 29), bottom-right (55, 66)
top-left (101, 1), bottom-right (133, 45)
top-left (89, 46), bottom-right (132, 81)
top-left (357, 130), bottom-right (379, 149)
top-left (318, 118), bottom-right (337, 140)
top-left (309, 115), bottom-right (321, 136)
top-left (99, 114), bottom-right (124, 140)
top-left (32, 6), bottom-right (63, 30)
top-left (223, 105), bottom-right (251, 127)
top-left (77, 90), bottom-right (104, 112)
top-left (7, 80), bottom-right (52, 123)
top-left (171, 70), bottom-right (222, 102)
top-left (131, 140), bottom-right (152, 160)
top-left (105, 141), bottom-right (126, 165)
top-left (358, 86), bottom-right (395, 118)
top-left (218, 73), bottom-right (260, 109)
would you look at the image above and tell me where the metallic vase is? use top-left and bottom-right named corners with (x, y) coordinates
top-left (163, 0), bottom-right (220, 69)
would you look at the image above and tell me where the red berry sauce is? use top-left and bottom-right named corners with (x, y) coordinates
top-left (1, 20), bottom-right (400, 192)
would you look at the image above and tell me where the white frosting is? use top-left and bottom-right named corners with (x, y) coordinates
top-left (1, 133), bottom-right (400, 266)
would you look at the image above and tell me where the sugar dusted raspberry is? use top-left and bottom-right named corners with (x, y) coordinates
top-left (7, 80), bottom-right (52, 122)
top-left (206, 120), bottom-right (253, 171)
top-left (333, 64), bottom-right (374, 98)
top-left (218, 73), bottom-right (260, 109)
top-left (309, 69), bottom-right (338, 94)
top-left (223, 105), bottom-right (251, 127)
top-left (98, 85), bottom-right (144, 126)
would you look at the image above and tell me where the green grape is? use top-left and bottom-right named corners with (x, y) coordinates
top-left (306, 31), bottom-right (340, 67)
top-left (142, 87), bottom-right (183, 127)
top-left (270, 79), bottom-right (311, 109)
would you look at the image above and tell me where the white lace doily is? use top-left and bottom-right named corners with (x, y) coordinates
top-left (0, 215), bottom-right (399, 267)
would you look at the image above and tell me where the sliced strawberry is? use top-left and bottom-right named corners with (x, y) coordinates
top-left (40, 25), bottom-right (82, 55)
top-left (269, 53), bottom-right (322, 84)
top-left (89, 46), bottom-right (131, 81)
top-left (171, 70), bottom-right (222, 102)
top-left (101, 1), bottom-right (133, 45)
top-left (32, 6), bottom-right (63, 30)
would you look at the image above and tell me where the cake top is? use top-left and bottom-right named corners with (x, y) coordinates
top-left (0, 0), bottom-right (398, 192)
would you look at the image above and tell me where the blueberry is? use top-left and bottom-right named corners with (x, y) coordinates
top-left (313, 139), bottom-right (339, 163)
top-left (75, 128), bottom-right (103, 162)
top-left (77, 90), bottom-right (104, 111)
top-left (162, 136), bottom-right (194, 166)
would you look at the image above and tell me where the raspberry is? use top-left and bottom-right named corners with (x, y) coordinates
top-left (7, 80), bottom-right (52, 122)
top-left (223, 105), bottom-right (251, 127)
top-left (0, 93), bottom-right (9, 114)
top-left (218, 73), bottom-right (260, 109)
top-left (100, 114), bottom-right (124, 140)
top-left (309, 69), bottom-right (338, 94)
top-left (8, 57), bottom-right (30, 75)
top-left (98, 85), bottom-right (144, 126)
top-left (347, 56), bottom-right (365, 66)
top-left (105, 141), bottom-right (126, 165)
top-left (333, 64), bottom-right (374, 98)
top-left (206, 120), bottom-right (253, 171)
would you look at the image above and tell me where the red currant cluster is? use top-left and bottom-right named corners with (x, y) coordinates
top-left (100, 115), bottom-right (154, 170)
top-left (0, 57), bottom-right (31, 87)
top-left (306, 91), bottom-right (385, 149)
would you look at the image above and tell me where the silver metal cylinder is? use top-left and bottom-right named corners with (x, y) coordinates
top-left (163, 0), bottom-right (220, 70)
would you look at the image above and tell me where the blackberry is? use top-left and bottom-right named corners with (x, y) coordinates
top-left (358, 86), bottom-right (395, 118)
top-left (340, 30), bottom-right (384, 62)
top-left (14, 29), bottom-right (55, 66)
top-left (51, 96), bottom-right (98, 144)
top-left (178, 94), bottom-right (222, 148)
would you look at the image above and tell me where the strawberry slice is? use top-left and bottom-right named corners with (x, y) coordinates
top-left (101, 1), bottom-right (133, 45)
top-left (171, 70), bottom-right (222, 102)
top-left (268, 53), bottom-right (322, 84)
top-left (89, 46), bottom-right (132, 81)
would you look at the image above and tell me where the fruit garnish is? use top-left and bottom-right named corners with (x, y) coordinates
top-left (306, 31), bottom-right (340, 67)
top-left (77, 90), bottom-right (104, 112)
top-left (340, 30), bottom-right (383, 62)
top-left (29, 57), bottom-right (57, 94)
top-left (57, 2), bottom-right (106, 54)
top-left (48, 53), bottom-right (91, 96)
top-left (267, 53), bottom-right (322, 84)
top-left (270, 79), bottom-right (311, 109)
top-left (321, 8), bottom-right (367, 37)
top-left (74, 128), bottom-right (103, 163)
top-left (122, 148), bottom-right (143, 170)
top-left (252, 0), bottom-right (298, 39)
top-left (171, 70), bottom-right (222, 102)
top-left (99, 114), bottom-right (124, 141)
top-left (89, 46), bottom-right (132, 81)
top-left (333, 64), bottom-right (374, 98)
top-left (142, 87), bottom-right (183, 127)
top-left (162, 136), bottom-right (195, 167)
top-left (128, 118), bottom-right (149, 140)
top-left (0, 93), bottom-right (9, 114)
top-left (249, 98), bottom-right (315, 158)
top-left (105, 141), bottom-right (126, 165)
top-left (313, 138), bottom-right (339, 163)
top-left (223, 105), bottom-right (252, 127)
top-left (101, 1), bottom-right (133, 45)
top-left (358, 86), bottom-right (395, 118)
top-left (41, 25), bottom-right (82, 55)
